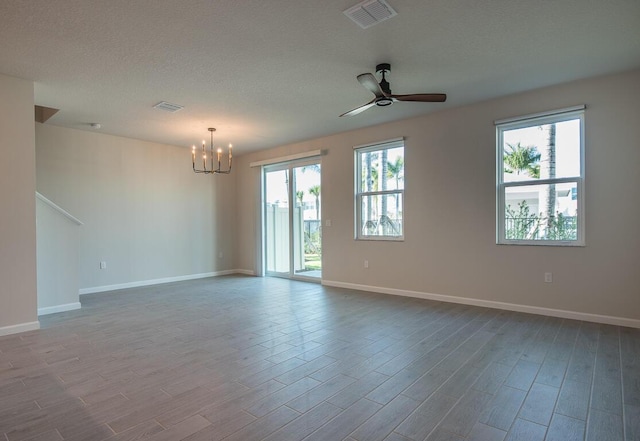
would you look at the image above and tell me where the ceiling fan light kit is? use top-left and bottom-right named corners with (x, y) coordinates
top-left (340, 63), bottom-right (446, 117)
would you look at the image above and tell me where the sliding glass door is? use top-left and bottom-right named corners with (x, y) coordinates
top-left (263, 159), bottom-right (321, 280)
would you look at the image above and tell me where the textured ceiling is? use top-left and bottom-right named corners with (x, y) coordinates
top-left (1, 0), bottom-right (639, 153)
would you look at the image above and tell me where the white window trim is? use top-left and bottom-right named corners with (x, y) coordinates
top-left (354, 138), bottom-right (405, 241)
top-left (250, 150), bottom-right (322, 168)
top-left (496, 107), bottom-right (585, 246)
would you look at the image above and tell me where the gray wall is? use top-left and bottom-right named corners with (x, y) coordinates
top-left (0, 73), bottom-right (38, 335)
top-left (235, 69), bottom-right (640, 323)
top-left (36, 123), bottom-right (237, 291)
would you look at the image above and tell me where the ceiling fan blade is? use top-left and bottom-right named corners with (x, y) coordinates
top-left (390, 93), bottom-right (447, 102)
top-left (357, 73), bottom-right (386, 98)
top-left (339, 99), bottom-right (377, 117)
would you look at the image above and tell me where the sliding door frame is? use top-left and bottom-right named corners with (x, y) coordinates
top-left (261, 157), bottom-right (321, 282)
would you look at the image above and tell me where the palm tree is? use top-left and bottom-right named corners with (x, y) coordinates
top-left (504, 142), bottom-right (540, 178)
top-left (296, 190), bottom-right (304, 207)
top-left (387, 157), bottom-right (404, 188)
top-left (539, 124), bottom-right (557, 235)
top-left (363, 152), bottom-right (378, 228)
top-left (386, 156), bottom-right (404, 222)
top-left (380, 149), bottom-right (388, 228)
top-left (308, 185), bottom-right (321, 220)
top-left (301, 164), bottom-right (321, 174)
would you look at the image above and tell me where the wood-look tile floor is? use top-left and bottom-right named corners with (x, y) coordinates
top-left (1, 275), bottom-right (638, 441)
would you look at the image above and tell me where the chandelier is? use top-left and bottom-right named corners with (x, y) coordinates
top-left (192, 128), bottom-right (232, 174)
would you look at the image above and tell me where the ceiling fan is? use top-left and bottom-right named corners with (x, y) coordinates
top-left (340, 63), bottom-right (446, 117)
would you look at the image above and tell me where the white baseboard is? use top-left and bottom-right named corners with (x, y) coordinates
top-left (322, 280), bottom-right (640, 329)
top-left (38, 302), bottom-right (82, 316)
top-left (79, 270), bottom-right (253, 295)
top-left (235, 269), bottom-right (256, 276)
top-left (0, 321), bottom-right (40, 337)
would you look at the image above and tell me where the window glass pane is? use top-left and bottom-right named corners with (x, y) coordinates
top-left (359, 150), bottom-right (377, 192)
top-left (359, 147), bottom-right (404, 192)
top-left (264, 169), bottom-right (290, 272)
top-left (360, 193), bottom-right (403, 237)
top-left (384, 147), bottom-right (404, 191)
top-left (503, 119), bottom-right (580, 183)
top-left (504, 182), bottom-right (578, 241)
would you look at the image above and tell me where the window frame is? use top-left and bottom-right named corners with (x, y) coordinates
top-left (496, 106), bottom-right (585, 246)
top-left (354, 138), bottom-right (405, 241)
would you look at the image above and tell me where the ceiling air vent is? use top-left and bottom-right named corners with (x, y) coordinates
top-left (153, 101), bottom-right (184, 113)
top-left (343, 0), bottom-right (397, 29)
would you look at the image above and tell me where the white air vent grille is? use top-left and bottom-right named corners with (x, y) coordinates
top-left (153, 101), bottom-right (184, 113)
top-left (344, 0), bottom-right (397, 29)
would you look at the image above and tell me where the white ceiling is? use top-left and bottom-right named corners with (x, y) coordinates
top-left (1, 0), bottom-right (639, 154)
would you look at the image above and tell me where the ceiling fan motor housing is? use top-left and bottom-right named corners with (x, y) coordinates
top-left (375, 63), bottom-right (391, 74)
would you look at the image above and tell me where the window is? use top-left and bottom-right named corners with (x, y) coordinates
top-left (496, 106), bottom-right (585, 245)
top-left (355, 138), bottom-right (404, 240)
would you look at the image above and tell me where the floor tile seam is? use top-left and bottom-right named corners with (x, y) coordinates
top-left (404, 384), bottom-right (470, 440)
top-left (512, 315), bottom-right (548, 362)
top-left (415, 315), bottom-right (502, 381)
top-left (307, 359), bottom-right (365, 382)
top-left (549, 318), bottom-right (584, 411)
top-left (586, 407), bottom-right (625, 419)
top-left (234, 408), bottom-right (258, 425)
top-left (479, 383), bottom-right (527, 432)
top-left (105, 419), bottom-right (128, 435)
top-left (271, 360), bottom-right (332, 384)
top-left (589, 399), bottom-right (624, 416)
top-left (384, 309), bottom-right (478, 358)
top-left (399, 333), bottom-right (497, 403)
top-left (337, 396), bottom-right (410, 440)
top-left (617, 326), bottom-right (627, 441)
top-left (583, 322), bottom-right (601, 441)
top-left (53, 428), bottom-right (64, 441)
top-left (398, 387), bottom-right (451, 418)
top-left (242, 380), bottom-right (318, 418)
top-left (553, 404), bottom-right (588, 422)
top-left (237, 373), bottom-right (282, 389)
top-left (153, 417), bottom-right (169, 431)
top-left (531, 334), bottom-right (572, 383)
top-left (155, 388), bottom-right (243, 426)
top-left (476, 310), bottom-right (512, 335)
top-left (156, 388), bottom-right (174, 399)
top-left (275, 336), bottom-right (327, 348)
top-left (391, 315), bottom-right (495, 372)
top-left (510, 382), bottom-right (560, 430)
top-left (506, 415), bottom-right (549, 437)
top-left (282, 373), bottom-right (359, 411)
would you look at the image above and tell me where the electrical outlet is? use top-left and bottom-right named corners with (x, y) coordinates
top-left (544, 272), bottom-right (553, 283)
top-left (325, 219), bottom-right (332, 227)
top-left (218, 252), bottom-right (223, 259)
top-left (100, 261), bottom-right (107, 270)
top-left (364, 260), bottom-right (369, 269)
